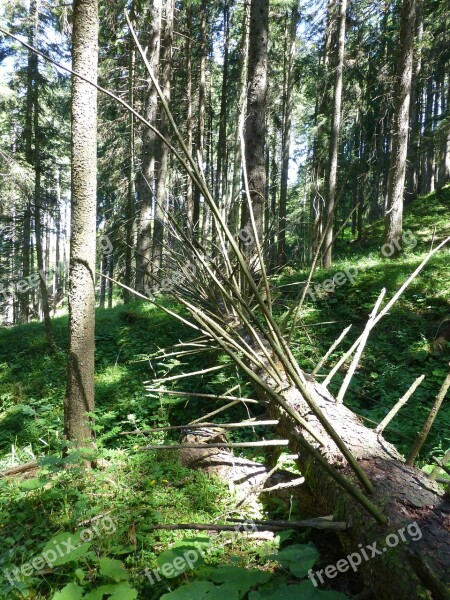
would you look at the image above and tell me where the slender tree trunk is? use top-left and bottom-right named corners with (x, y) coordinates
top-left (213, 2), bottom-right (230, 246)
top-left (309, 0), bottom-right (335, 261)
top-left (34, 87), bottom-right (54, 348)
top-left (107, 252), bottom-right (113, 309)
top-left (244, 0), bottom-right (269, 262)
top-left (28, 1), bottom-right (53, 346)
top-left (124, 5), bottom-right (135, 304)
top-left (323, 0), bottom-right (347, 268)
top-left (193, 0), bottom-right (207, 238)
top-left (135, 0), bottom-right (162, 292)
top-left (278, 3), bottom-right (298, 269)
top-left (151, 0), bottom-right (174, 277)
top-left (184, 5), bottom-right (194, 229)
top-left (440, 74), bottom-right (450, 186)
top-left (21, 0), bottom-right (39, 324)
top-left (405, 0), bottom-right (423, 201)
top-left (268, 126), bottom-right (278, 272)
top-left (99, 253), bottom-right (107, 308)
top-left (54, 173), bottom-right (61, 316)
top-left (229, 0), bottom-right (250, 236)
top-left (383, 0), bottom-right (416, 257)
top-left (64, 0), bottom-right (98, 447)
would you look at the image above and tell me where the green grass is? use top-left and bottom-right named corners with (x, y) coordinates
top-left (0, 186), bottom-right (449, 598)
top-left (277, 184), bottom-right (450, 459)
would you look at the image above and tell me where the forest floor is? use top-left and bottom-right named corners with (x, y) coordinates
top-left (0, 186), bottom-right (449, 599)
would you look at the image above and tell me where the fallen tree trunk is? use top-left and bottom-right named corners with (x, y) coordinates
top-left (256, 366), bottom-right (450, 599)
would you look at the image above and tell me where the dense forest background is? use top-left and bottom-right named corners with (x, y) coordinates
top-left (0, 0), bottom-right (448, 324)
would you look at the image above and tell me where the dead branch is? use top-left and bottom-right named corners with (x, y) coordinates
top-left (406, 367), bottom-right (450, 466)
top-left (376, 375), bottom-right (425, 434)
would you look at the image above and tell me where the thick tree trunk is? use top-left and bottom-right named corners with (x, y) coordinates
top-left (244, 0), bottom-right (269, 258)
top-left (323, 0), bottom-right (347, 268)
top-left (64, 0), bottom-right (98, 446)
top-left (135, 0), bottom-right (162, 292)
top-left (383, 0), bottom-right (416, 257)
top-left (255, 359), bottom-right (450, 599)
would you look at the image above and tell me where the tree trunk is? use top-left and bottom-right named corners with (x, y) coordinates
top-left (250, 348), bottom-right (450, 599)
top-left (151, 0), bottom-right (174, 277)
top-left (184, 4), bottom-right (194, 229)
top-left (383, 0), bottom-right (416, 257)
top-left (99, 253), bottom-right (107, 308)
top-left (64, 0), bottom-right (98, 447)
top-left (124, 4), bottom-right (135, 304)
top-left (213, 2), bottom-right (230, 247)
top-left (135, 0), bottom-right (162, 292)
top-left (193, 0), bottom-right (207, 239)
top-left (405, 0), bottom-right (423, 201)
top-left (309, 0), bottom-right (335, 261)
top-left (21, 0), bottom-right (40, 325)
top-left (30, 6), bottom-right (53, 347)
top-left (34, 98), bottom-right (54, 348)
top-left (323, 0), bottom-right (347, 268)
top-left (229, 0), bottom-right (250, 236)
top-left (244, 0), bottom-right (269, 260)
top-left (278, 3), bottom-right (298, 269)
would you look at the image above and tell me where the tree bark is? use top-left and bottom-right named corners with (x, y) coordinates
top-left (64, 0), bottom-right (98, 446)
top-left (151, 0), bottom-right (174, 277)
top-left (229, 0), bottom-right (250, 236)
top-left (244, 0), bottom-right (269, 259)
top-left (383, 0), bottom-right (416, 257)
top-left (213, 2), bottom-right (230, 247)
top-left (323, 0), bottom-right (347, 268)
top-left (124, 3), bottom-right (136, 304)
top-left (193, 0), bottom-right (207, 239)
top-left (135, 0), bottom-right (162, 292)
top-left (20, 0), bottom-right (40, 324)
top-left (278, 3), bottom-right (298, 269)
top-left (255, 354), bottom-right (450, 599)
top-left (184, 4), bottom-right (194, 229)
top-left (405, 0), bottom-right (423, 201)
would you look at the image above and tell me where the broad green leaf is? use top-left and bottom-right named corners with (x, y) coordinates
top-left (19, 478), bottom-right (48, 491)
top-left (160, 581), bottom-right (216, 599)
top-left (199, 566), bottom-right (270, 599)
top-left (52, 583), bottom-right (84, 600)
top-left (270, 543), bottom-right (320, 578)
top-left (99, 557), bottom-right (129, 582)
top-left (157, 543), bottom-right (205, 578)
top-left (42, 531), bottom-right (91, 567)
top-left (82, 583), bottom-right (137, 600)
top-left (249, 580), bottom-right (349, 599)
top-left (204, 583), bottom-right (238, 600)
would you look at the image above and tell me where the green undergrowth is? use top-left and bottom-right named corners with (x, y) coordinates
top-left (0, 187), bottom-right (449, 598)
top-left (276, 185), bottom-right (450, 462)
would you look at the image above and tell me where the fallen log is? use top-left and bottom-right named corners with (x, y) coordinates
top-left (256, 367), bottom-right (450, 599)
